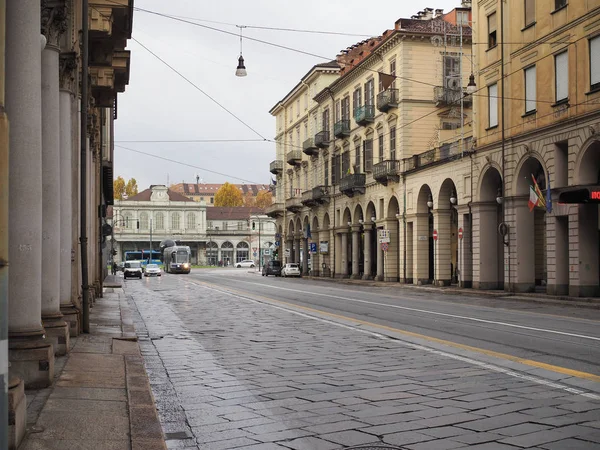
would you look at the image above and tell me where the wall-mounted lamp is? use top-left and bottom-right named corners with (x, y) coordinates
top-left (40, 34), bottom-right (47, 51)
top-left (235, 25), bottom-right (247, 77)
top-left (450, 190), bottom-right (457, 205)
top-left (466, 73), bottom-right (477, 95)
top-left (395, 213), bottom-right (402, 219)
top-left (427, 194), bottom-right (433, 209)
top-left (359, 219), bottom-right (364, 224)
top-left (371, 216), bottom-right (376, 222)
top-left (496, 188), bottom-right (503, 205)
top-left (347, 221), bottom-right (352, 226)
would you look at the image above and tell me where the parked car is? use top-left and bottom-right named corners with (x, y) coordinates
top-left (281, 263), bottom-right (301, 277)
top-left (123, 261), bottom-right (143, 279)
top-left (144, 263), bottom-right (162, 277)
top-left (236, 259), bottom-right (255, 268)
top-left (117, 262), bottom-right (125, 272)
top-left (262, 260), bottom-right (282, 277)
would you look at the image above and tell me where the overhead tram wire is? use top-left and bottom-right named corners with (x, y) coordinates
top-left (114, 144), bottom-right (269, 185)
top-left (115, 139), bottom-right (268, 143)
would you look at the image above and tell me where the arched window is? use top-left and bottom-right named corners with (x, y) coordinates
top-left (236, 241), bottom-right (250, 262)
top-left (139, 212), bottom-right (149, 230)
top-left (221, 241), bottom-right (234, 266)
top-left (171, 213), bottom-right (180, 230)
top-left (186, 213), bottom-right (196, 230)
top-left (155, 212), bottom-right (164, 230)
top-left (123, 211), bottom-right (133, 229)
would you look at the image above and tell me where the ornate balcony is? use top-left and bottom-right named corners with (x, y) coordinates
top-left (302, 138), bottom-right (318, 156)
top-left (376, 89), bottom-right (399, 112)
top-left (373, 160), bottom-right (400, 186)
top-left (334, 120), bottom-right (350, 138)
top-left (315, 131), bottom-right (330, 148)
top-left (301, 190), bottom-right (317, 207)
top-left (312, 185), bottom-right (330, 204)
top-left (286, 150), bottom-right (302, 166)
top-left (285, 196), bottom-right (303, 213)
top-left (433, 86), bottom-right (472, 107)
top-left (270, 159), bottom-right (283, 175)
top-left (265, 202), bottom-right (284, 218)
top-left (339, 173), bottom-right (366, 197)
top-left (354, 105), bottom-right (375, 126)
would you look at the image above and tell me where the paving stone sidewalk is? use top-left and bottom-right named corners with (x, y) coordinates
top-left (126, 278), bottom-right (600, 450)
top-left (19, 281), bottom-right (167, 450)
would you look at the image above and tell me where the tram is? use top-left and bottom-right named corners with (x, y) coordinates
top-left (160, 239), bottom-right (191, 274)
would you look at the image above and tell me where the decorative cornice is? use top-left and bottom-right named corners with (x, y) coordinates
top-left (41, 0), bottom-right (69, 47)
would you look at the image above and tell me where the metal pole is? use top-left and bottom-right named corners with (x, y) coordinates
top-left (460, 20), bottom-right (464, 157)
top-left (0, 0), bottom-right (9, 443)
top-left (149, 218), bottom-right (152, 264)
top-left (80, 0), bottom-right (90, 333)
top-left (258, 219), bottom-right (261, 271)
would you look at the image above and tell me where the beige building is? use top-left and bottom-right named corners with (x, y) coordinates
top-left (268, 4), bottom-right (474, 282)
top-left (170, 182), bottom-right (271, 205)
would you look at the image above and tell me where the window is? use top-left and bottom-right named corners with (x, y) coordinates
top-left (237, 221), bottom-right (245, 231)
top-left (304, 122), bottom-right (308, 140)
top-left (365, 79), bottom-right (374, 106)
top-left (296, 99), bottom-right (300, 117)
top-left (524, 0), bottom-right (535, 26)
top-left (139, 212), bottom-right (148, 230)
top-left (155, 212), bottom-right (164, 230)
top-left (210, 197), bottom-right (214, 204)
top-left (331, 154), bottom-right (339, 185)
top-left (186, 213), bottom-right (196, 230)
top-left (364, 139), bottom-right (373, 172)
top-left (353, 88), bottom-right (362, 116)
top-left (390, 60), bottom-right (396, 89)
top-left (554, 51), bottom-right (568, 102)
top-left (390, 126), bottom-right (396, 160)
top-left (378, 130), bottom-right (384, 162)
top-left (457, 11), bottom-right (469, 26)
top-left (324, 158), bottom-right (329, 186)
top-left (322, 108), bottom-right (330, 131)
top-left (525, 65), bottom-right (536, 113)
top-left (488, 12), bottom-right (497, 48)
top-left (171, 213), bottom-right (180, 230)
top-left (342, 143), bottom-right (350, 175)
top-left (590, 36), bottom-right (600, 91)
top-left (354, 140), bottom-right (361, 172)
top-left (335, 100), bottom-right (341, 122)
top-left (304, 169), bottom-right (308, 190)
top-left (341, 97), bottom-right (350, 121)
top-left (488, 83), bottom-right (498, 127)
top-left (554, 0), bottom-right (567, 10)
top-left (304, 92), bottom-right (308, 110)
top-left (296, 127), bottom-right (300, 145)
top-left (444, 55), bottom-right (460, 77)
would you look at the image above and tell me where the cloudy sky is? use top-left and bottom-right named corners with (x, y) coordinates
top-left (115, 0), bottom-right (464, 190)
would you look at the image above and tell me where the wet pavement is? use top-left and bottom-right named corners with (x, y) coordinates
top-left (124, 270), bottom-right (600, 449)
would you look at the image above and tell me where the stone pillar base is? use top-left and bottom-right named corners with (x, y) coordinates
top-left (351, 274), bottom-right (362, 280)
top-left (42, 315), bottom-right (70, 356)
top-left (61, 305), bottom-right (80, 337)
top-left (459, 280), bottom-right (473, 288)
top-left (416, 278), bottom-right (431, 285)
top-left (9, 334), bottom-right (54, 389)
top-left (362, 274), bottom-right (374, 280)
top-left (435, 279), bottom-right (451, 287)
top-left (311, 270), bottom-right (320, 277)
top-left (384, 276), bottom-right (398, 282)
top-left (8, 377), bottom-right (27, 450)
top-left (375, 275), bottom-right (384, 281)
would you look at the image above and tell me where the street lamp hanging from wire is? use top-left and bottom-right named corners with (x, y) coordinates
top-left (235, 25), bottom-right (247, 77)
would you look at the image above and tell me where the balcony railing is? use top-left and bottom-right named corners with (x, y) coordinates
top-left (301, 190), bottom-right (316, 206)
top-left (302, 138), bottom-right (318, 156)
top-left (314, 130), bottom-right (330, 148)
top-left (402, 140), bottom-right (464, 172)
top-left (376, 89), bottom-right (399, 112)
top-left (334, 120), bottom-right (350, 138)
top-left (265, 202), bottom-right (284, 218)
top-left (269, 159), bottom-right (283, 174)
top-left (339, 173), bottom-right (366, 197)
top-left (354, 105), bottom-right (375, 125)
top-left (285, 196), bottom-right (303, 213)
top-left (373, 160), bottom-right (401, 186)
top-left (433, 86), bottom-right (472, 107)
top-left (286, 150), bottom-right (302, 166)
top-left (312, 185), bottom-right (330, 204)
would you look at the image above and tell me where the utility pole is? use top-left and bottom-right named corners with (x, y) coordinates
top-left (149, 218), bottom-right (152, 264)
top-left (258, 218), bottom-right (261, 271)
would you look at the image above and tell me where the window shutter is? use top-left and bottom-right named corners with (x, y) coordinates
top-left (525, 66), bottom-right (537, 112)
top-left (525, 0), bottom-right (535, 26)
top-left (591, 36), bottom-right (600, 89)
top-left (488, 84), bottom-right (498, 127)
top-left (488, 12), bottom-right (497, 33)
top-left (555, 51), bottom-right (568, 101)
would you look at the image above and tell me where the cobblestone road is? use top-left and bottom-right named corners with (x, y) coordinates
top-left (125, 274), bottom-right (600, 449)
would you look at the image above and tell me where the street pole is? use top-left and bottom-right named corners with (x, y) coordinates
top-left (258, 219), bottom-right (261, 271)
top-left (149, 218), bottom-right (152, 264)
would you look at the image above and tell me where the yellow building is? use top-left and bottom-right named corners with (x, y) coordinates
top-left (269, 4), bottom-right (474, 283)
top-left (471, 0), bottom-right (600, 295)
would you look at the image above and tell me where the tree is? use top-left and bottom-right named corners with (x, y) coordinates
top-left (114, 176), bottom-right (126, 200)
top-left (214, 182), bottom-right (243, 207)
top-left (125, 178), bottom-right (138, 198)
top-left (255, 190), bottom-right (273, 209)
top-left (243, 191), bottom-right (256, 207)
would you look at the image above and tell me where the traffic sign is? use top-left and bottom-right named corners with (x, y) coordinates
top-left (275, 233), bottom-right (281, 238)
top-left (433, 230), bottom-right (438, 241)
top-left (253, 252), bottom-right (257, 257)
top-left (284, 249), bottom-right (290, 257)
top-left (252, 247), bottom-right (257, 252)
top-left (309, 242), bottom-right (317, 253)
top-left (458, 228), bottom-right (463, 240)
top-left (275, 240), bottom-right (280, 247)
top-left (381, 242), bottom-right (389, 252)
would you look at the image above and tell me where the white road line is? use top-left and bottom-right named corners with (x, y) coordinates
top-left (198, 283), bottom-right (600, 401)
top-left (233, 281), bottom-right (600, 342)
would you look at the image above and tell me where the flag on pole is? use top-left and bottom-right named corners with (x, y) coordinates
top-left (545, 172), bottom-right (552, 213)
top-left (528, 174), bottom-right (546, 212)
top-left (379, 72), bottom-right (395, 91)
top-left (531, 174), bottom-right (546, 208)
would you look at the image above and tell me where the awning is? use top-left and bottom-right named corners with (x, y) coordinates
top-left (558, 185), bottom-right (600, 203)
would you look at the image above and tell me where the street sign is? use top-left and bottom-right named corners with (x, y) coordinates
top-left (381, 242), bottom-right (389, 252)
top-left (275, 240), bottom-right (280, 247)
top-left (275, 233), bottom-right (281, 238)
top-left (378, 229), bottom-right (390, 243)
top-left (309, 242), bottom-right (317, 253)
top-left (458, 227), bottom-right (463, 240)
top-left (284, 249), bottom-right (290, 257)
top-left (253, 252), bottom-right (257, 257)
top-left (433, 230), bottom-right (438, 241)
top-left (263, 249), bottom-right (271, 256)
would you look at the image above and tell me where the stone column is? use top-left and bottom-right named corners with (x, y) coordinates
top-left (513, 197), bottom-right (535, 292)
top-left (456, 206), bottom-right (472, 288)
top-left (311, 230), bottom-right (320, 277)
top-left (362, 223), bottom-right (373, 280)
top-left (472, 202), bottom-right (502, 290)
top-left (334, 231), bottom-right (342, 277)
top-left (432, 209), bottom-right (452, 286)
top-left (41, 11), bottom-right (69, 356)
top-left (59, 52), bottom-right (79, 336)
top-left (413, 213), bottom-right (430, 284)
top-left (351, 225), bottom-right (361, 279)
top-left (286, 239), bottom-right (293, 264)
top-left (376, 225), bottom-right (384, 281)
top-left (302, 236), bottom-right (309, 275)
top-left (6, 0), bottom-right (54, 388)
top-left (341, 230), bottom-right (349, 278)
top-left (294, 234), bottom-right (301, 264)
top-left (383, 219), bottom-right (399, 282)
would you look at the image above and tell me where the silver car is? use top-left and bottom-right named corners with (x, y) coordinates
top-left (235, 259), bottom-right (255, 268)
top-left (144, 263), bottom-right (161, 277)
top-left (281, 263), bottom-right (301, 277)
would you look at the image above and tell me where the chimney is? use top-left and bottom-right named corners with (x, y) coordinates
top-left (435, 9), bottom-right (444, 18)
top-left (461, 0), bottom-right (472, 7)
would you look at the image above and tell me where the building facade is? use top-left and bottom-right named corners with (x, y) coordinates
top-left (111, 186), bottom-right (276, 267)
top-left (170, 182), bottom-right (271, 205)
top-left (2, 0), bottom-right (133, 447)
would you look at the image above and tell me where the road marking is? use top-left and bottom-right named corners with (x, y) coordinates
top-left (231, 281), bottom-right (600, 342)
top-left (191, 280), bottom-right (600, 398)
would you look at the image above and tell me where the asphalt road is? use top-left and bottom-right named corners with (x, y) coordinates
top-left (189, 268), bottom-right (600, 378)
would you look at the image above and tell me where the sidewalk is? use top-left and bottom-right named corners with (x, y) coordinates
top-left (18, 275), bottom-right (167, 450)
